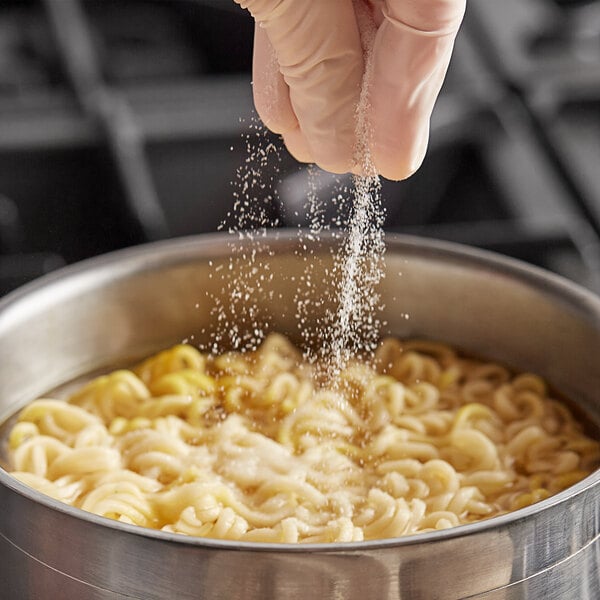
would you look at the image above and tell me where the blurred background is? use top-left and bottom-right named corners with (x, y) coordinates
top-left (0, 0), bottom-right (599, 295)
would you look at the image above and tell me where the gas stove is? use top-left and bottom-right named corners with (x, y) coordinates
top-left (0, 0), bottom-right (599, 294)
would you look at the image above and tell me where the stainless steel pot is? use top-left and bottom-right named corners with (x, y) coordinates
top-left (0, 232), bottom-right (598, 600)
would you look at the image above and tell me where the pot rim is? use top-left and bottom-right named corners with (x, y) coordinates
top-left (1, 230), bottom-right (599, 552)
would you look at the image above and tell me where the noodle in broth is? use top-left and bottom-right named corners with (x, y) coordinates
top-left (8, 334), bottom-right (600, 543)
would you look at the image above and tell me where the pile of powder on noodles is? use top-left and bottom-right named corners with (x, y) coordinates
top-left (9, 334), bottom-right (600, 543)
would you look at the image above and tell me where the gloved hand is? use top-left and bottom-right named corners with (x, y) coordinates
top-left (234, 0), bottom-right (466, 180)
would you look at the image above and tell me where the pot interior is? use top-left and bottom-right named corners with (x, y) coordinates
top-left (1, 232), bottom-right (599, 456)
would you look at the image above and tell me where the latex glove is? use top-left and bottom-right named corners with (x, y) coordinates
top-left (234, 0), bottom-right (466, 180)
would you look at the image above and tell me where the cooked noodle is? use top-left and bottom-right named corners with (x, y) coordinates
top-left (8, 335), bottom-right (600, 543)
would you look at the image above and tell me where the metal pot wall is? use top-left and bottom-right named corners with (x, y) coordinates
top-left (0, 232), bottom-right (598, 600)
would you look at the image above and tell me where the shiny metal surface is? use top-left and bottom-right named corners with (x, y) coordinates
top-left (0, 232), bottom-right (598, 600)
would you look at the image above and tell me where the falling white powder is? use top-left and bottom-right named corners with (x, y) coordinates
top-left (322, 4), bottom-right (386, 379)
top-left (292, 165), bottom-right (333, 358)
top-left (305, 164), bottom-right (326, 234)
top-left (205, 5), bottom-right (387, 384)
top-left (207, 116), bottom-right (282, 353)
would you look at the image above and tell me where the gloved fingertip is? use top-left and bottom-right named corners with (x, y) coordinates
top-left (313, 160), bottom-right (354, 176)
top-left (253, 68), bottom-right (299, 135)
top-left (372, 120), bottom-right (430, 180)
top-left (282, 128), bottom-right (314, 164)
top-left (310, 140), bottom-right (355, 176)
top-left (374, 143), bottom-right (428, 181)
top-left (377, 162), bottom-right (414, 182)
top-left (253, 25), bottom-right (299, 136)
top-left (255, 103), bottom-right (298, 136)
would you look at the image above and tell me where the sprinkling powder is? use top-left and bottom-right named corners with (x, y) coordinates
top-left (322, 4), bottom-right (386, 378)
top-left (207, 117), bottom-right (282, 353)
top-left (206, 5), bottom-right (387, 385)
